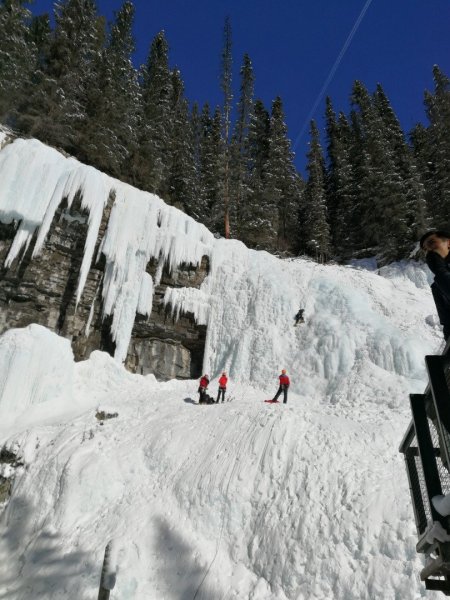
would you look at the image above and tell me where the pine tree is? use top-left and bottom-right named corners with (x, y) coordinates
top-left (241, 98), bottom-right (271, 247)
top-left (350, 80), bottom-right (409, 260)
top-left (0, 0), bottom-right (36, 119)
top-left (373, 83), bottom-right (427, 246)
top-left (166, 68), bottom-right (197, 214)
top-left (80, 1), bottom-right (139, 178)
top-left (300, 120), bottom-right (331, 261)
top-left (423, 65), bottom-right (450, 225)
top-left (265, 96), bottom-right (302, 252)
top-left (136, 30), bottom-right (173, 196)
top-left (17, 0), bottom-right (105, 154)
top-left (220, 16), bottom-right (232, 238)
top-left (325, 97), bottom-right (355, 258)
top-left (197, 104), bottom-right (224, 230)
top-left (229, 53), bottom-right (254, 239)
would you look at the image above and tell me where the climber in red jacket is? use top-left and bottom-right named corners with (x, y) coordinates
top-left (198, 374), bottom-right (209, 404)
top-left (216, 372), bottom-right (228, 403)
top-left (271, 369), bottom-right (290, 404)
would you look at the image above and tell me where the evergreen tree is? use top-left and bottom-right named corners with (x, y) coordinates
top-left (197, 104), bottom-right (224, 230)
top-left (220, 16), bottom-right (232, 238)
top-left (229, 53), bottom-right (254, 239)
top-left (135, 30), bottom-right (173, 196)
top-left (265, 96), bottom-right (301, 251)
top-left (82, 0), bottom-right (140, 179)
top-left (0, 0), bottom-right (36, 120)
top-left (373, 83), bottom-right (427, 244)
top-left (300, 120), bottom-right (331, 261)
top-left (325, 97), bottom-right (355, 257)
top-left (350, 80), bottom-right (409, 259)
top-left (166, 68), bottom-right (197, 214)
top-left (17, 0), bottom-right (105, 154)
top-left (241, 98), bottom-right (271, 247)
top-left (422, 65), bottom-right (450, 225)
top-left (28, 12), bottom-right (51, 71)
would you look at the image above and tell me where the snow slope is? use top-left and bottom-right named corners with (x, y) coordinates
top-left (0, 256), bottom-right (442, 599)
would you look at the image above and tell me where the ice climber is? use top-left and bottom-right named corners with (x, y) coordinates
top-left (294, 308), bottom-right (305, 326)
top-left (272, 369), bottom-right (290, 404)
top-left (420, 229), bottom-right (450, 341)
top-left (198, 374), bottom-right (209, 404)
top-left (216, 372), bottom-right (228, 403)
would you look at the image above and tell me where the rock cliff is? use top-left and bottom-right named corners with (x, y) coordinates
top-left (0, 133), bottom-right (209, 380)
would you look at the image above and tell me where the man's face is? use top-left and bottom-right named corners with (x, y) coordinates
top-left (423, 234), bottom-right (450, 258)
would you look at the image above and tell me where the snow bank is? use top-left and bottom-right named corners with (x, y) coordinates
top-left (0, 354), bottom-right (438, 599)
top-left (0, 325), bottom-right (77, 437)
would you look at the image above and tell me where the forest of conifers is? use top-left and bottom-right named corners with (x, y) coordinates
top-left (1, 0), bottom-right (449, 263)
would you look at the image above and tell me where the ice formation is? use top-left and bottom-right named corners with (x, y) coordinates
top-left (0, 136), bottom-right (441, 382)
top-left (0, 138), bottom-right (214, 362)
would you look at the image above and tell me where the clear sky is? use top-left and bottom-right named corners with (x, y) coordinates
top-left (29, 0), bottom-right (450, 175)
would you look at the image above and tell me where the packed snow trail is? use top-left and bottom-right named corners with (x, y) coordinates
top-left (0, 331), bottom-right (439, 599)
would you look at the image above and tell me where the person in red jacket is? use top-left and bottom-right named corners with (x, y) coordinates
top-left (216, 371), bottom-right (228, 403)
top-left (272, 369), bottom-right (290, 404)
top-left (198, 374), bottom-right (209, 404)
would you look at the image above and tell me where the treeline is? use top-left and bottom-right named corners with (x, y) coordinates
top-left (1, 1), bottom-right (449, 263)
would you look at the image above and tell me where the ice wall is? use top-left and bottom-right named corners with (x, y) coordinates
top-left (0, 137), bottom-right (214, 363)
top-left (167, 238), bottom-right (439, 401)
top-left (0, 136), bottom-right (439, 397)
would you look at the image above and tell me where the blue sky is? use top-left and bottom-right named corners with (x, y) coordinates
top-left (29, 0), bottom-right (450, 174)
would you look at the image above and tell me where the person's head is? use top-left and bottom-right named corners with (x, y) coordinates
top-left (222, 371), bottom-right (226, 377)
top-left (281, 369), bottom-right (286, 374)
top-left (204, 374), bottom-right (209, 379)
top-left (420, 230), bottom-right (450, 258)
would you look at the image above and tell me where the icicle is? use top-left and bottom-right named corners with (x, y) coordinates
top-left (137, 273), bottom-right (154, 317)
top-left (0, 137), bottom-right (215, 364)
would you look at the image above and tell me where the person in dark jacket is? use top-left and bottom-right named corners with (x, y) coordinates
top-left (272, 369), bottom-right (290, 404)
top-left (216, 372), bottom-right (228, 403)
top-left (420, 229), bottom-right (450, 341)
top-left (198, 374), bottom-right (209, 404)
top-left (294, 308), bottom-right (305, 326)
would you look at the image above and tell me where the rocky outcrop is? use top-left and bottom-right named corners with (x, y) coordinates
top-left (0, 191), bottom-right (208, 381)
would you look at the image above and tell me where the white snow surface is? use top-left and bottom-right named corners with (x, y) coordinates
top-left (0, 256), bottom-right (443, 599)
top-left (0, 136), bottom-right (445, 598)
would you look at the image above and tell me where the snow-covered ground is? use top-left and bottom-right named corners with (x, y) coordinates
top-left (0, 256), bottom-right (443, 599)
top-left (0, 134), bottom-right (444, 598)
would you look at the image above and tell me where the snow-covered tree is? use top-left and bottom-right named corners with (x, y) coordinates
top-left (82, 0), bottom-right (140, 179)
top-left (0, 0), bottom-right (36, 119)
top-left (300, 120), bottom-right (331, 261)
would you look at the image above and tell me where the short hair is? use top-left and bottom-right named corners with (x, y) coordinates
top-left (419, 229), bottom-right (450, 249)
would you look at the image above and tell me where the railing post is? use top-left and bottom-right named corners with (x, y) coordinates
top-left (410, 394), bottom-right (444, 526)
top-left (404, 447), bottom-right (428, 535)
top-left (426, 355), bottom-right (450, 470)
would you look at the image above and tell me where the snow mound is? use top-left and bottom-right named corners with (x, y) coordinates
top-left (0, 348), bottom-right (437, 599)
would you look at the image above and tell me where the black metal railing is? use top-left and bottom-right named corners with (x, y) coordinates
top-left (400, 340), bottom-right (450, 593)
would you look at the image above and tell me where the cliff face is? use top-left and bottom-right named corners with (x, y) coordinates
top-left (0, 137), bottom-right (209, 381)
